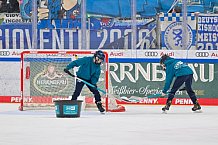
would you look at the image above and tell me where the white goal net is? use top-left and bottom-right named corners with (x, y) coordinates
top-left (20, 50), bottom-right (125, 112)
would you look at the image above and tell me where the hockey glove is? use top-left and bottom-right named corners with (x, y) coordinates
top-left (64, 69), bottom-right (75, 77)
top-left (92, 84), bottom-right (98, 91)
top-left (64, 68), bottom-right (69, 73)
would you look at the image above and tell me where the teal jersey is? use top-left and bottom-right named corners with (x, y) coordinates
top-left (65, 56), bottom-right (101, 85)
top-left (162, 57), bottom-right (193, 93)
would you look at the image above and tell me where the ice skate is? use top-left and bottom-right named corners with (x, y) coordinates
top-left (162, 101), bottom-right (172, 113)
top-left (192, 101), bottom-right (202, 112)
top-left (96, 101), bottom-right (105, 114)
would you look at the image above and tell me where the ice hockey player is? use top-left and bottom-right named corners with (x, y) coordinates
top-left (64, 50), bottom-right (106, 113)
top-left (160, 54), bottom-right (201, 112)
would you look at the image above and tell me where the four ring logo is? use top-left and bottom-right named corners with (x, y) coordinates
top-left (195, 52), bottom-right (209, 57)
top-left (144, 52), bottom-right (158, 57)
top-left (0, 51), bottom-right (10, 56)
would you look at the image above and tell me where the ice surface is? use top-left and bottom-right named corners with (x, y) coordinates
top-left (0, 104), bottom-right (218, 145)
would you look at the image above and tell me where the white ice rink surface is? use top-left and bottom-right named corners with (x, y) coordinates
top-left (0, 104), bottom-right (218, 145)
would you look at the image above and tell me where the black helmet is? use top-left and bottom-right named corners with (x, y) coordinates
top-left (160, 54), bottom-right (169, 64)
top-left (94, 50), bottom-right (105, 61)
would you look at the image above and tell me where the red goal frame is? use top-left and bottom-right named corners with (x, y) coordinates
top-left (19, 50), bottom-right (110, 111)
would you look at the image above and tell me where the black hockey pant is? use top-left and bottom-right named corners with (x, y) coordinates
top-left (71, 79), bottom-right (101, 103)
top-left (167, 74), bottom-right (197, 104)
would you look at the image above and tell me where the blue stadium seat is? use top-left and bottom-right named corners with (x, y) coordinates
top-left (87, 0), bottom-right (120, 17)
top-left (86, 0), bottom-right (150, 18)
top-left (187, 5), bottom-right (205, 13)
top-left (139, 0), bottom-right (160, 17)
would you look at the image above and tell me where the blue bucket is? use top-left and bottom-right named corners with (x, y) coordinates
top-left (54, 100), bottom-right (83, 118)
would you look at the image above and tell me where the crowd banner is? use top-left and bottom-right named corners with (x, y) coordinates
top-left (0, 12), bottom-right (155, 49)
top-left (0, 13), bottom-right (218, 50)
top-left (159, 13), bottom-right (197, 50)
top-left (197, 14), bottom-right (218, 50)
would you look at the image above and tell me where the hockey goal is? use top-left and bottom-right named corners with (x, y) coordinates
top-left (20, 50), bottom-right (125, 112)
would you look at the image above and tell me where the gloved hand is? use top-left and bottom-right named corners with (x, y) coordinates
top-left (93, 84), bottom-right (98, 90)
top-left (92, 84), bottom-right (98, 91)
top-left (64, 68), bottom-right (69, 73)
top-left (64, 68), bottom-right (75, 77)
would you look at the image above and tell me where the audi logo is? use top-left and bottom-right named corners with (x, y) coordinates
top-left (195, 52), bottom-right (209, 57)
top-left (144, 52), bottom-right (158, 57)
top-left (0, 51), bottom-right (10, 56)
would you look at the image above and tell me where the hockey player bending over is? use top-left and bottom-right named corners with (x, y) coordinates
top-left (160, 54), bottom-right (201, 112)
top-left (64, 50), bottom-right (105, 113)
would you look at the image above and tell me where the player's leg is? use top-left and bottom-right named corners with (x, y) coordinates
top-left (71, 80), bottom-right (85, 100)
top-left (162, 76), bottom-right (185, 111)
top-left (86, 84), bottom-right (105, 113)
top-left (185, 74), bottom-right (201, 111)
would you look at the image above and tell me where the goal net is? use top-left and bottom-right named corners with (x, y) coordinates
top-left (20, 50), bottom-right (125, 112)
